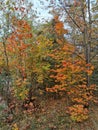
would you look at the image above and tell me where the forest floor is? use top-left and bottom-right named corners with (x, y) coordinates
top-left (0, 94), bottom-right (98, 130)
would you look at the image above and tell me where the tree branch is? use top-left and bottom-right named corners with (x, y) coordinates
top-left (58, 0), bottom-right (83, 32)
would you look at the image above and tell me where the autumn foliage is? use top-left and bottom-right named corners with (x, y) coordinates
top-left (0, 15), bottom-right (96, 123)
top-left (46, 16), bottom-right (95, 122)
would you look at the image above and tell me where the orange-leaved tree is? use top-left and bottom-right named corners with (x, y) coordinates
top-left (6, 17), bottom-right (53, 102)
top-left (46, 15), bottom-right (95, 122)
top-left (6, 18), bottom-right (33, 100)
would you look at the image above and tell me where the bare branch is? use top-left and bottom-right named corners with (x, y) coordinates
top-left (58, 0), bottom-right (83, 32)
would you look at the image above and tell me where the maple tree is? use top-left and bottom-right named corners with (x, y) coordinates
top-left (50, 0), bottom-right (98, 87)
top-left (4, 16), bottom-right (53, 112)
top-left (0, 0), bottom-right (34, 105)
top-left (46, 15), bottom-right (95, 122)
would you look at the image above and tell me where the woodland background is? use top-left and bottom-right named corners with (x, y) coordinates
top-left (0, 0), bottom-right (98, 130)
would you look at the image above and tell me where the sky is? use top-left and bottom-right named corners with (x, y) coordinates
top-left (29, 0), bottom-right (53, 23)
top-left (29, 0), bottom-right (97, 24)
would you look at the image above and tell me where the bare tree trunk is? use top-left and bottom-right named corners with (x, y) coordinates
top-left (2, 38), bottom-right (11, 106)
top-left (86, 0), bottom-right (92, 87)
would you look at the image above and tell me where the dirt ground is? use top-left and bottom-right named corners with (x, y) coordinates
top-left (0, 95), bottom-right (98, 130)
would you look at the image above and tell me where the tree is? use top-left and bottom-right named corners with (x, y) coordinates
top-left (50, 0), bottom-right (98, 87)
top-left (0, 0), bottom-right (34, 105)
top-left (46, 15), bottom-right (95, 122)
